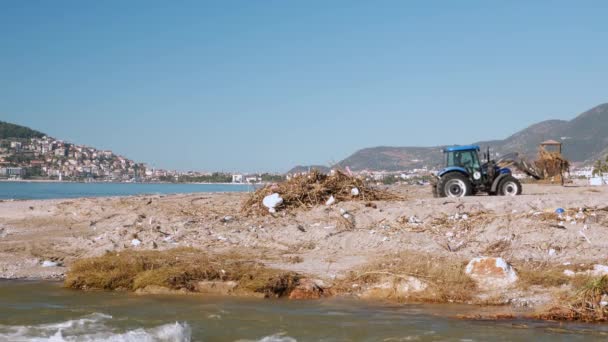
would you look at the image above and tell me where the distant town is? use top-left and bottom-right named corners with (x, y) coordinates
top-left (0, 133), bottom-right (599, 185)
top-left (0, 135), bottom-right (285, 184)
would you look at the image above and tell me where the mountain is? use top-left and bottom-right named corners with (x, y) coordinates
top-left (336, 103), bottom-right (608, 171)
top-left (287, 165), bottom-right (331, 174)
top-left (0, 121), bottom-right (45, 140)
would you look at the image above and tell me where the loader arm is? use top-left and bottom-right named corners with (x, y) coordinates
top-left (496, 152), bottom-right (543, 180)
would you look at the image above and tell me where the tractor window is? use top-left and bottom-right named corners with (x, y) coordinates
top-left (447, 150), bottom-right (480, 169)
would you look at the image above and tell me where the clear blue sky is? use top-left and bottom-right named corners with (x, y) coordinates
top-left (1, 1), bottom-right (607, 172)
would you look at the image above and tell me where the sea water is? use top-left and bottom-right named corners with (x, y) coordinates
top-left (0, 281), bottom-right (607, 341)
top-left (0, 182), bottom-right (253, 200)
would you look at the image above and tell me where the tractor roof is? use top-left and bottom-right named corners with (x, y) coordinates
top-left (444, 145), bottom-right (480, 152)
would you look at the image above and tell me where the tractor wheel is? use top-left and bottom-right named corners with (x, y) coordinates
top-left (437, 173), bottom-right (473, 198)
top-left (498, 175), bottom-right (522, 196)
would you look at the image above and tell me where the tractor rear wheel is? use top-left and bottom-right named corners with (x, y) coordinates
top-left (498, 175), bottom-right (522, 196)
top-left (437, 173), bottom-right (473, 198)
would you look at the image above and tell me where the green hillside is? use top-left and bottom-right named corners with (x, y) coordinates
top-left (0, 121), bottom-right (45, 140)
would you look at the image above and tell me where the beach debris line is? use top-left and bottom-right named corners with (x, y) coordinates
top-left (537, 275), bottom-right (608, 322)
top-left (64, 248), bottom-right (316, 298)
top-left (242, 169), bottom-right (400, 215)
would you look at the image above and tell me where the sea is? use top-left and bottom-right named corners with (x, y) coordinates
top-left (1, 281), bottom-right (606, 342)
top-left (0, 181), bottom-right (254, 200)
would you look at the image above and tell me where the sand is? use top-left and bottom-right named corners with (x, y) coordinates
top-left (1, 183), bottom-right (607, 307)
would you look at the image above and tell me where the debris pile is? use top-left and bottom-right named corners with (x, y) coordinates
top-left (242, 170), bottom-right (400, 215)
top-left (534, 148), bottom-right (570, 182)
top-left (538, 276), bottom-right (608, 322)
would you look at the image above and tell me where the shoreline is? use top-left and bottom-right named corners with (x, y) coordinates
top-left (0, 179), bottom-right (260, 186)
top-left (1, 183), bottom-right (608, 322)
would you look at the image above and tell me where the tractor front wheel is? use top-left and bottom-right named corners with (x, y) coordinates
top-left (498, 175), bottom-right (522, 196)
top-left (437, 173), bottom-right (473, 198)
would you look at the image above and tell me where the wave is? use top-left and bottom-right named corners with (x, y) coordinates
top-left (0, 313), bottom-right (191, 342)
top-left (236, 333), bottom-right (297, 342)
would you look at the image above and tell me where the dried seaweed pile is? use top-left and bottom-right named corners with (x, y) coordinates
top-left (242, 170), bottom-right (400, 215)
top-left (535, 148), bottom-right (570, 180)
top-left (537, 276), bottom-right (608, 322)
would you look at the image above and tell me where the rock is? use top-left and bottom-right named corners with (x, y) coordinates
top-left (563, 269), bottom-right (575, 277)
top-left (262, 193), bottom-right (283, 211)
top-left (325, 196), bottom-right (336, 206)
top-left (135, 285), bottom-right (189, 295)
top-left (131, 238), bottom-right (142, 246)
top-left (221, 216), bottom-right (234, 223)
top-left (195, 281), bottom-right (238, 295)
top-left (351, 188), bottom-right (360, 196)
top-left (289, 278), bottom-right (324, 300)
top-left (465, 257), bottom-right (518, 289)
top-left (359, 276), bottom-right (427, 299)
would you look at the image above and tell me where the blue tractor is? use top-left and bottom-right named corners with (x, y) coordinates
top-left (432, 145), bottom-right (523, 197)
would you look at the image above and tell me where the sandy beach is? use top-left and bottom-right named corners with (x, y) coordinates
top-left (1, 183), bottom-right (607, 312)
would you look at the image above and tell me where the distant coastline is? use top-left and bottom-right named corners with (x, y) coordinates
top-left (0, 179), bottom-right (263, 186)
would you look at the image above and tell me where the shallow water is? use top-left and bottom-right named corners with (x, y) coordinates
top-left (0, 182), bottom-right (253, 200)
top-left (1, 282), bottom-right (607, 341)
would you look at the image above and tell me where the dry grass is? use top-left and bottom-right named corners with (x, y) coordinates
top-left (515, 262), bottom-right (571, 290)
top-left (65, 248), bottom-right (300, 297)
top-left (339, 251), bottom-right (477, 303)
top-left (537, 276), bottom-right (608, 322)
top-left (242, 169), bottom-right (400, 215)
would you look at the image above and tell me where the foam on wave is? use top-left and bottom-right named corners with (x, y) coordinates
top-left (0, 313), bottom-right (191, 342)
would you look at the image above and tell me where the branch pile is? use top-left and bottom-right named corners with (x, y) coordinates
top-left (535, 148), bottom-right (570, 179)
top-left (241, 170), bottom-right (400, 215)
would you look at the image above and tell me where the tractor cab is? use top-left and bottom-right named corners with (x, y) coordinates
top-left (441, 145), bottom-right (484, 183)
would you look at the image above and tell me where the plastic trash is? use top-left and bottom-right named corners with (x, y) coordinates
top-left (325, 196), bottom-right (336, 206)
top-left (408, 216), bottom-right (422, 224)
top-left (579, 230), bottom-right (591, 244)
top-left (262, 193), bottom-right (283, 211)
top-left (351, 187), bottom-right (360, 196)
top-left (131, 238), bottom-right (141, 246)
top-left (555, 208), bottom-right (565, 214)
top-left (41, 260), bottom-right (58, 267)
